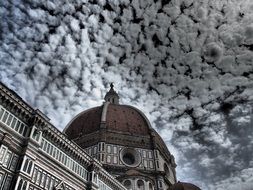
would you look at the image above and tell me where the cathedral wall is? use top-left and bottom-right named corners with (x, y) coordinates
top-left (154, 149), bottom-right (176, 188)
top-left (85, 143), bottom-right (155, 172)
top-left (0, 82), bottom-right (127, 190)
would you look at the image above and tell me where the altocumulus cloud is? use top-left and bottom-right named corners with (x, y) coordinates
top-left (1, 0), bottom-right (253, 189)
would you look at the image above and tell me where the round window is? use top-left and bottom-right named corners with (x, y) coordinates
top-left (123, 153), bottom-right (135, 165)
top-left (120, 148), bottom-right (141, 167)
top-left (123, 180), bottom-right (132, 189)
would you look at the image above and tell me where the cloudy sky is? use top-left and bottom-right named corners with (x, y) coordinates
top-left (1, 0), bottom-right (253, 189)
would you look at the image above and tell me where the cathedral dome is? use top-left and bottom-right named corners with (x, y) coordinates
top-left (171, 182), bottom-right (201, 190)
top-left (63, 84), bottom-right (177, 189)
top-left (63, 84), bottom-right (171, 159)
top-left (64, 103), bottom-right (151, 139)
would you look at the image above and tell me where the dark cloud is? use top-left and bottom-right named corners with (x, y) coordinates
top-left (170, 101), bottom-right (253, 188)
top-left (1, 0), bottom-right (253, 189)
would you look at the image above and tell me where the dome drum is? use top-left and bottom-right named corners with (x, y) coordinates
top-left (121, 177), bottom-right (155, 190)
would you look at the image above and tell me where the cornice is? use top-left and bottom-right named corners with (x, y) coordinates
top-left (0, 82), bottom-right (97, 170)
top-left (98, 168), bottom-right (127, 190)
top-left (0, 82), bottom-right (33, 114)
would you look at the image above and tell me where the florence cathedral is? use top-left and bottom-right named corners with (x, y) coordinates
top-left (0, 82), bottom-right (200, 190)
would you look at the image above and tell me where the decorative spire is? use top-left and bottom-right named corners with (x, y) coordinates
top-left (110, 83), bottom-right (114, 89)
top-left (104, 83), bottom-right (119, 104)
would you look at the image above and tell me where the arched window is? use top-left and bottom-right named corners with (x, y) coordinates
top-left (123, 180), bottom-right (132, 189)
top-left (32, 128), bottom-right (40, 141)
top-left (17, 179), bottom-right (23, 189)
top-left (27, 161), bottom-right (33, 174)
top-left (23, 159), bottom-right (29, 172)
top-left (22, 181), bottom-right (27, 190)
top-left (23, 158), bottom-right (33, 174)
top-left (137, 179), bottom-right (144, 190)
top-left (93, 173), bottom-right (97, 183)
top-left (149, 182), bottom-right (154, 190)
